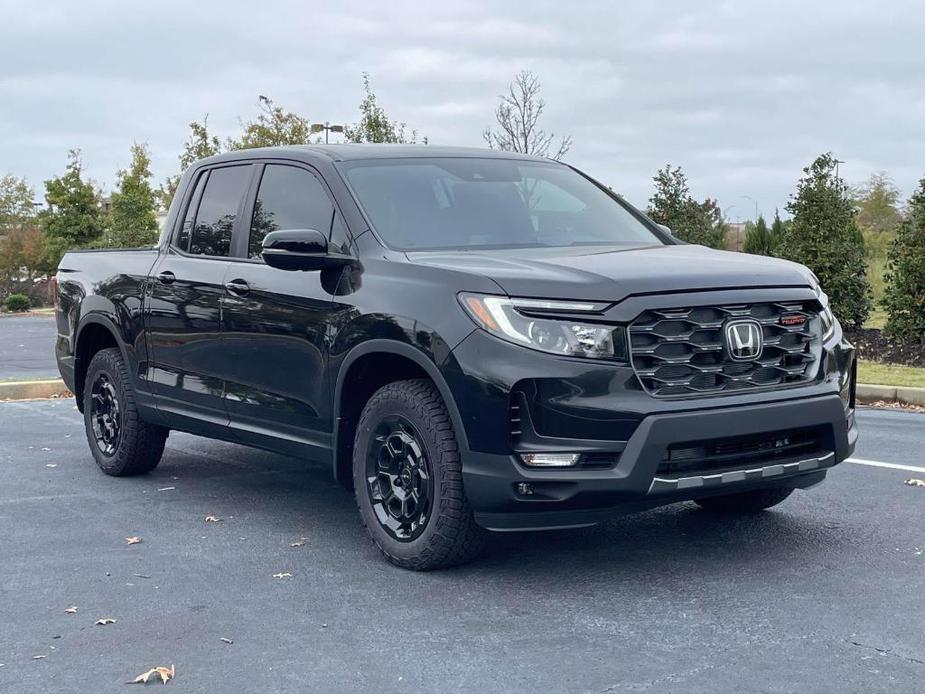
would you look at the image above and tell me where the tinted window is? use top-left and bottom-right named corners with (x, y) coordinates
top-left (249, 165), bottom-right (335, 259)
top-left (188, 166), bottom-right (252, 257)
top-left (174, 172), bottom-right (207, 251)
top-left (340, 158), bottom-right (661, 251)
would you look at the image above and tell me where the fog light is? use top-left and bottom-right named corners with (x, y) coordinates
top-left (515, 482), bottom-right (534, 496)
top-left (519, 453), bottom-right (580, 467)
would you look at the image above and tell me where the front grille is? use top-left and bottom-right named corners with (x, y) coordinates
top-left (658, 427), bottom-right (823, 476)
top-left (629, 302), bottom-right (820, 397)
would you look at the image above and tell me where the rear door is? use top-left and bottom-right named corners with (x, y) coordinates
top-left (220, 162), bottom-right (353, 459)
top-left (147, 163), bottom-right (255, 433)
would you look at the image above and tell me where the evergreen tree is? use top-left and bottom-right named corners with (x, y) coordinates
top-left (160, 116), bottom-right (223, 211)
top-left (39, 150), bottom-right (104, 263)
top-left (345, 74), bottom-right (420, 144)
top-left (743, 215), bottom-right (773, 255)
top-left (104, 143), bottom-right (159, 248)
top-left (647, 165), bottom-right (725, 248)
top-left (883, 178), bottom-right (925, 345)
top-left (779, 153), bottom-right (870, 328)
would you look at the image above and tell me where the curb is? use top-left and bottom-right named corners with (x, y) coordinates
top-left (0, 378), bottom-right (72, 401)
top-left (856, 383), bottom-right (925, 408)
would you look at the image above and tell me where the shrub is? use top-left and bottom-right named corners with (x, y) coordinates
top-left (778, 153), bottom-right (871, 328)
top-left (4, 293), bottom-right (31, 312)
top-left (883, 178), bottom-right (925, 346)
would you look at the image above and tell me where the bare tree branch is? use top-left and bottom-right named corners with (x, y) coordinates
top-left (483, 70), bottom-right (571, 161)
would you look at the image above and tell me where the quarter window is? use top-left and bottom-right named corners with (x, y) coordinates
top-left (187, 166), bottom-right (252, 257)
top-left (249, 165), bottom-right (336, 259)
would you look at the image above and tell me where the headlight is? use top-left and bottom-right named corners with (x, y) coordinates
top-left (459, 293), bottom-right (626, 360)
top-left (810, 276), bottom-right (838, 341)
top-left (820, 303), bottom-right (837, 341)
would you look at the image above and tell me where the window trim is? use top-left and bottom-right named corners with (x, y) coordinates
top-left (232, 159), bottom-right (354, 263)
top-left (167, 162), bottom-right (257, 261)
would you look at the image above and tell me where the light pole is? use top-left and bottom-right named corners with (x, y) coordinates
top-left (310, 121), bottom-right (345, 144)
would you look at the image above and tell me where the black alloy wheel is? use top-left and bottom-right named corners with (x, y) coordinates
top-left (366, 416), bottom-right (434, 542)
top-left (90, 373), bottom-right (121, 456)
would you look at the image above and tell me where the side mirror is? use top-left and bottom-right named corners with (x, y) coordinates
top-left (657, 223), bottom-right (674, 237)
top-left (261, 228), bottom-right (351, 271)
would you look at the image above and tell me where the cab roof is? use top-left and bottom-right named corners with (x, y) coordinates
top-left (200, 144), bottom-right (554, 165)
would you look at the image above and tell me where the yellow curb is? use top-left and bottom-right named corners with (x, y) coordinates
top-left (0, 379), bottom-right (72, 401)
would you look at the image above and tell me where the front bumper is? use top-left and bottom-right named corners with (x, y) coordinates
top-left (445, 313), bottom-right (856, 532)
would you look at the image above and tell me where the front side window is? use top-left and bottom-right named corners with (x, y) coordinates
top-left (186, 165), bottom-right (252, 257)
top-left (249, 165), bottom-right (335, 259)
top-left (339, 158), bottom-right (662, 251)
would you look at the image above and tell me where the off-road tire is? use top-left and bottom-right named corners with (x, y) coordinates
top-left (695, 487), bottom-right (794, 513)
top-left (353, 379), bottom-right (487, 570)
top-left (83, 348), bottom-right (168, 476)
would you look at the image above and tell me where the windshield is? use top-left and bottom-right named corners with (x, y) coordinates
top-left (339, 157), bottom-right (662, 251)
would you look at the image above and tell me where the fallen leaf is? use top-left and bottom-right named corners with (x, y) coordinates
top-left (289, 540), bottom-right (306, 548)
top-left (204, 515), bottom-right (222, 523)
top-left (32, 655), bottom-right (47, 660)
top-left (130, 664), bottom-right (175, 685)
top-left (904, 478), bottom-right (925, 487)
top-left (220, 637), bottom-right (233, 644)
top-left (64, 606), bottom-right (78, 614)
top-left (272, 572), bottom-right (292, 579)
top-left (126, 536), bottom-right (142, 545)
top-left (95, 618), bottom-right (116, 626)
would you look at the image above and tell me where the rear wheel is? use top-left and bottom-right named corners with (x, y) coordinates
top-left (695, 487), bottom-right (794, 513)
top-left (83, 348), bottom-right (168, 476)
top-left (353, 379), bottom-right (486, 570)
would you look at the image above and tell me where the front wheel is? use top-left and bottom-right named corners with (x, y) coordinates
top-left (83, 348), bottom-right (168, 476)
top-left (695, 487), bottom-right (794, 513)
top-left (353, 379), bottom-right (486, 570)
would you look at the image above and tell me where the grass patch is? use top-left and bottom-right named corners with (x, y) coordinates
top-left (864, 307), bottom-right (887, 330)
top-left (857, 359), bottom-right (925, 388)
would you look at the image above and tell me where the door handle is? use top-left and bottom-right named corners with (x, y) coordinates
top-left (224, 279), bottom-right (250, 296)
top-left (156, 270), bottom-right (176, 284)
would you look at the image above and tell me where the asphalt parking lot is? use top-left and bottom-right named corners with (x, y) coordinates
top-left (0, 315), bottom-right (58, 381)
top-left (1, 401), bottom-right (923, 693)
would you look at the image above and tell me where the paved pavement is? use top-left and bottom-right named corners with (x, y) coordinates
top-left (0, 402), bottom-right (923, 693)
top-left (0, 315), bottom-right (58, 380)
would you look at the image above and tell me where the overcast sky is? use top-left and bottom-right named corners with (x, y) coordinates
top-left (1, 0), bottom-right (923, 218)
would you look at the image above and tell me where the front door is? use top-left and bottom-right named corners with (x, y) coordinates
top-left (148, 163), bottom-right (254, 433)
top-left (220, 162), bottom-right (352, 459)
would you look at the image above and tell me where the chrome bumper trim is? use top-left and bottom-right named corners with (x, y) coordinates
top-left (647, 451), bottom-right (836, 494)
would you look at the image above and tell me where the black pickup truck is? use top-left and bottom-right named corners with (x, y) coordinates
top-left (55, 145), bottom-right (857, 569)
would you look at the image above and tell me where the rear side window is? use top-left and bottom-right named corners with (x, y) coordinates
top-left (249, 165), bottom-right (335, 259)
top-left (186, 166), bottom-right (252, 257)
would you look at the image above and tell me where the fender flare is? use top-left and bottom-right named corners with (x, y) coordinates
top-left (331, 339), bottom-right (470, 484)
top-left (73, 313), bottom-right (132, 398)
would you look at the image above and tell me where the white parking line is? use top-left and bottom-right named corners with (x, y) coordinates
top-left (846, 458), bottom-right (925, 475)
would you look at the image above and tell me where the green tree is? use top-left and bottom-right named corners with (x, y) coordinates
top-left (160, 116), bottom-right (223, 211)
top-left (228, 95), bottom-right (312, 150)
top-left (103, 144), bottom-right (159, 248)
top-left (883, 178), bottom-right (925, 345)
top-left (779, 153), bottom-right (870, 328)
top-left (853, 173), bottom-right (902, 237)
top-left (39, 150), bottom-right (105, 263)
top-left (0, 175), bottom-right (36, 232)
top-left (647, 165), bottom-right (725, 248)
top-left (743, 215), bottom-right (774, 255)
top-left (345, 74), bottom-right (420, 144)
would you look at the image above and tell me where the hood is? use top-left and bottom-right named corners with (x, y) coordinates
top-left (406, 244), bottom-right (813, 302)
